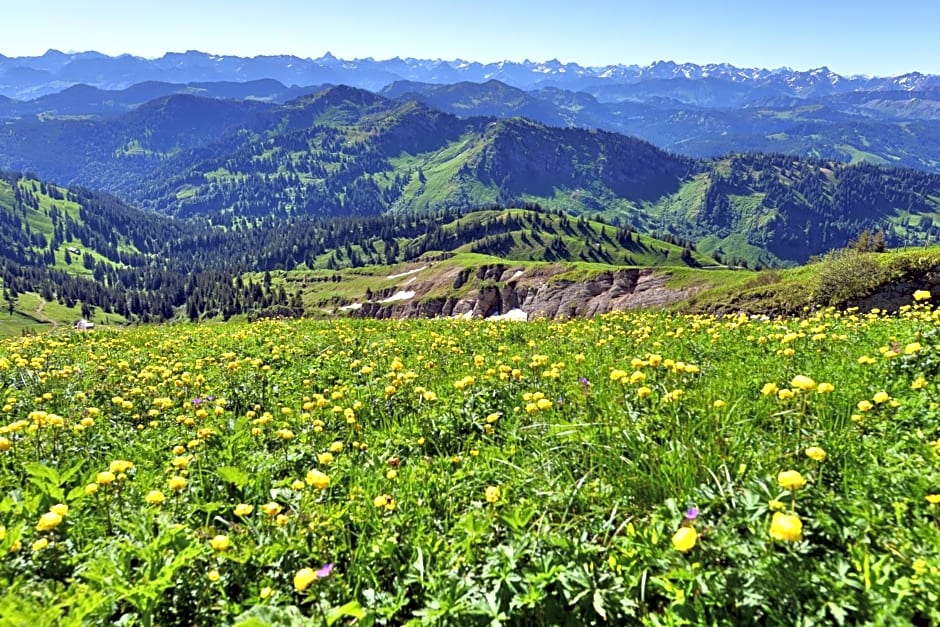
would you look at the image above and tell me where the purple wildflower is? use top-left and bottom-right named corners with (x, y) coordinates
top-left (316, 563), bottom-right (334, 578)
top-left (685, 507), bottom-right (699, 521)
top-left (578, 377), bottom-right (591, 387)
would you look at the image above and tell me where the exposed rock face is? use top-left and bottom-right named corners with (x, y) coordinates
top-left (352, 265), bottom-right (698, 320)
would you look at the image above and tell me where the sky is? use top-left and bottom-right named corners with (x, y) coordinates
top-left (3, 0), bottom-right (939, 76)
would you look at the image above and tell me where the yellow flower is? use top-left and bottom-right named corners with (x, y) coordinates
top-left (671, 526), bottom-right (697, 553)
top-left (145, 490), bottom-right (166, 505)
top-left (305, 469), bottom-right (330, 490)
top-left (0, 526), bottom-right (4, 541)
top-left (857, 400), bottom-right (873, 412)
top-left (207, 569), bottom-right (220, 582)
top-left (294, 567), bottom-right (317, 592)
top-left (712, 399), bottom-right (727, 408)
top-left (778, 470), bottom-right (806, 491)
top-left (168, 475), bottom-right (188, 490)
top-left (262, 502), bottom-right (282, 517)
top-left (816, 382), bottom-right (834, 394)
top-left (905, 342), bottom-right (922, 355)
top-left (760, 383), bottom-right (779, 396)
top-left (912, 377), bottom-right (928, 390)
top-left (329, 441), bottom-right (344, 453)
top-left (805, 447), bottom-right (827, 462)
top-left (49, 503), bottom-right (68, 516)
top-left (96, 471), bottom-right (116, 486)
top-left (36, 511), bottom-right (63, 532)
top-left (485, 486), bottom-right (501, 504)
top-left (234, 503), bottom-right (253, 516)
top-left (768, 499), bottom-right (786, 512)
top-left (317, 452), bottom-right (334, 465)
top-left (872, 391), bottom-right (890, 404)
top-left (260, 586), bottom-right (274, 599)
top-left (636, 386), bottom-right (652, 399)
top-left (291, 479), bottom-right (306, 491)
top-left (777, 389), bottom-right (794, 401)
top-left (209, 535), bottom-right (231, 552)
top-left (769, 512), bottom-right (803, 542)
top-left (926, 494), bottom-right (940, 504)
top-left (84, 483), bottom-right (98, 495)
top-left (0, 437), bottom-right (10, 452)
top-left (109, 460), bottom-right (134, 474)
top-left (373, 494), bottom-right (396, 510)
top-left (914, 289), bottom-right (932, 301)
top-left (32, 538), bottom-right (49, 552)
top-left (790, 375), bottom-right (816, 391)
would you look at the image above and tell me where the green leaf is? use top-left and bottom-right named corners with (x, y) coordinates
top-left (28, 477), bottom-right (64, 502)
top-left (217, 466), bottom-right (250, 489)
top-left (326, 600), bottom-right (367, 626)
top-left (59, 461), bottom-right (85, 484)
top-left (23, 462), bottom-right (60, 485)
top-left (232, 605), bottom-right (310, 627)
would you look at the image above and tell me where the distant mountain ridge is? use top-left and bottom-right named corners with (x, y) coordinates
top-left (2, 50), bottom-right (939, 99)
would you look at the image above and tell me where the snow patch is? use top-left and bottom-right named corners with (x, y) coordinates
top-left (509, 270), bottom-right (524, 281)
top-left (487, 308), bottom-right (528, 322)
top-left (339, 303), bottom-right (362, 311)
top-left (380, 290), bottom-right (415, 303)
top-left (386, 265), bottom-right (427, 279)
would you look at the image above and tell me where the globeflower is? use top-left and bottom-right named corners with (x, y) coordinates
top-left (305, 469), bottom-right (330, 490)
top-left (914, 289), bottom-right (932, 301)
top-left (872, 391), bottom-right (890, 404)
top-left (145, 490), bottom-right (166, 505)
top-left (769, 511), bottom-right (803, 542)
top-left (209, 535), bottom-right (231, 552)
top-left (294, 567), bottom-right (317, 592)
top-left (790, 375), bottom-right (816, 391)
top-left (109, 460), bottom-right (134, 474)
top-left (36, 511), bottom-right (63, 532)
top-left (805, 446), bottom-right (827, 462)
top-left (168, 475), bottom-right (188, 490)
top-left (485, 486), bottom-right (501, 504)
top-left (96, 471), bottom-right (116, 486)
top-left (671, 526), bottom-right (697, 553)
top-left (234, 503), bottom-right (253, 516)
top-left (778, 470), bottom-right (806, 491)
top-left (373, 494), bottom-right (396, 511)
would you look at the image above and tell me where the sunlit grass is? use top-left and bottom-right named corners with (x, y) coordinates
top-left (1, 300), bottom-right (940, 624)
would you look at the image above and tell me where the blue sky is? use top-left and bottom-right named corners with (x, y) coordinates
top-left (4, 0), bottom-right (938, 76)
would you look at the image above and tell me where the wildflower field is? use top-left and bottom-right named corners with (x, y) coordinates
top-left (2, 298), bottom-right (940, 625)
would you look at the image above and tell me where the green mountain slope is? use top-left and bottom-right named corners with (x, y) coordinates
top-left (651, 154), bottom-right (940, 266)
top-left (2, 86), bottom-right (940, 266)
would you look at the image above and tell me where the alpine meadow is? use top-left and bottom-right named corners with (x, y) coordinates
top-left (4, 12), bottom-right (940, 624)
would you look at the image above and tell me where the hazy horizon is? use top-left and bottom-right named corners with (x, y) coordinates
top-left (4, 0), bottom-right (939, 77)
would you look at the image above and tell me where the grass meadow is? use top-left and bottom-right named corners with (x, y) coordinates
top-left (2, 297), bottom-right (940, 625)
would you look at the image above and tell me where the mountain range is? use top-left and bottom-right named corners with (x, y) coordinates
top-left (3, 51), bottom-right (940, 325)
top-left (2, 52), bottom-right (939, 174)
top-left (2, 50), bottom-right (939, 99)
top-left (1, 84), bottom-right (939, 268)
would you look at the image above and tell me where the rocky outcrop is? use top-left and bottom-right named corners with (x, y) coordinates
top-left (350, 265), bottom-right (699, 320)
